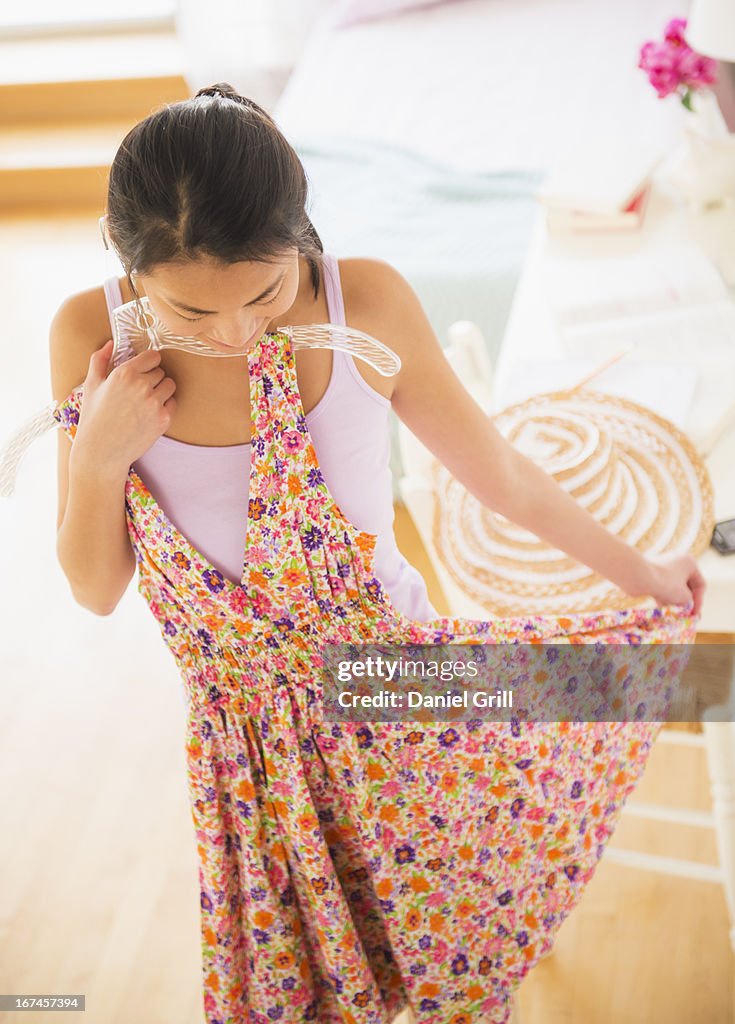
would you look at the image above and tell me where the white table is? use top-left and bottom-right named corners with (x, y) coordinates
top-left (491, 176), bottom-right (735, 951)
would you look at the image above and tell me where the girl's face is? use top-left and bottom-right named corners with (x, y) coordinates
top-left (135, 249), bottom-right (301, 355)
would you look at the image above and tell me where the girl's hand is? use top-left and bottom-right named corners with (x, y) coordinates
top-left (74, 339), bottom-right (177, 472)
top-left (644, 551), bottom-right (706, 617)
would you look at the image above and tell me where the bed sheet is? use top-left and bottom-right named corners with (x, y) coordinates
top-left (292, 133), bottom-right (543, 499)
top-left (275, 0), bottom-right (685, 175)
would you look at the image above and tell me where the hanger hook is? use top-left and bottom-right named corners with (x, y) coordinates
top-left (98, 214), bottom-right (110, 251)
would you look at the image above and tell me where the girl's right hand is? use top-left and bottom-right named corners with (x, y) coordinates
top-left (73, 339), bottom-right (177, 471)
top-left (644, 551), bottom-right (706, 618)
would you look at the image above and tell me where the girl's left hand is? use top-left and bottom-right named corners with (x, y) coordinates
top-left (644, 552), bottom-right (706, 617)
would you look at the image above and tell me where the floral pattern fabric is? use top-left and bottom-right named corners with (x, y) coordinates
top-left (53, 329), bottom-right (698, 1024)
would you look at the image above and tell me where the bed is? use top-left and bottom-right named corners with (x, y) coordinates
top-left (272, 0), bottom-right (685, 496)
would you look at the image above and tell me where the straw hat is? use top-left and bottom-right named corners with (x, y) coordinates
top-left (431, 388), bottom-right (715, 615)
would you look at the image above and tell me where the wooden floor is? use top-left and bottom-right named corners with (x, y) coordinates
top-left (0, 214), bottom-right (733, 1023)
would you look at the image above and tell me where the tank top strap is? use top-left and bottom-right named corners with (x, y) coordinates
top-left (53, 277), bottom-right (123, 443)
top-left (321, 253), bottom-right (346, 327)
top-left (320, 252), bottom-right (353, 392)
top-left (103, 276), bottom-right (124, 315)
top-left (103, 275), bottom-right (140, 368)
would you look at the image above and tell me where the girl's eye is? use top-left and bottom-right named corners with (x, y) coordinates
top-left (177, 292), bottom-right (280, 323)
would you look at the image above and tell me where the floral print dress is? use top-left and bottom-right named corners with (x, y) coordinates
top-left (53, 328), bottom-right (698, 1024)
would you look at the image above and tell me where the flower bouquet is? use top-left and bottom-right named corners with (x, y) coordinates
top-left (639, 16), bottom-right (735, 210)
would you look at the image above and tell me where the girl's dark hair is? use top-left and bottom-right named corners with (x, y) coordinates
top-left (105, 81), bottom-right (324, 302)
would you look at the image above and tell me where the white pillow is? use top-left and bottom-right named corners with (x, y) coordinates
top-left (333, 0), bottom-right (462, 28)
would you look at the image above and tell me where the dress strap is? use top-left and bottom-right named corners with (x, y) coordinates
top-left (251, 245), bottom-right (351, 484)
top-left (241, 326), bottom-right (381, 604)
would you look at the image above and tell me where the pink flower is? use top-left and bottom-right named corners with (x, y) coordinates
top-left (230, 588), bottom-right (249, 614)
top-left (247, 543), bottom-right (268, 564)
top-left (281, 429), bottom-right (305, 453)
top-left (638, 17), bottom-right (718, 101)
top-left (305, 497), bottom-right (322, 520)
top-left (251, 592), bottom-right (272, 617)
top-left (663, 17), bottom-right (688, 46)
top-left (263, 473), bottom-right (281, 497)
top-left (433, 938), bottom-right (449, 959)
top-left (638, 40), bottom-right (684, 98)
top-left (678, 48), bottom-right (718, 88)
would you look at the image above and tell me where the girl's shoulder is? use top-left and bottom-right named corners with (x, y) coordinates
top-left (329, 257), bottom-right (411, 403)
top-left (52, 279), bottom-right (114, 339)
top-left (336, 256), bottom-right (398, 306)
top-left (335, 256), bottom-right (417, 352)
top-left (49, 282), bottom-right (118, 408)
top-left (336, 255), bottom-right (425, 371)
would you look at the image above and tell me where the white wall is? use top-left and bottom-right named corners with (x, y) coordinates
top-left (175, 0), bottom-right (334, 109)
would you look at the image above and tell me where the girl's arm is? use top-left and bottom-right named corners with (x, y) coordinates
top-left (58, 438), bottom-right (136, 616)
top-left (368, 262), bottom-right (705, 614)
top-left (51, 295), bottom-right (137, 615)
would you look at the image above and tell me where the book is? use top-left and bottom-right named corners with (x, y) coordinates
top-left (545, 243), bottom-right (731, 328)
top-left (536, 140), bottom-right (662, 216)
top-left (544, 182), bottom-right (651, 235)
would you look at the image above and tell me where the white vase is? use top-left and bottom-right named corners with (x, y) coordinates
top-left (658, 88), bottom-right (735, 212)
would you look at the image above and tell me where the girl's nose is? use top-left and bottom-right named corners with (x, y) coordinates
top-left (204, 319), bottom-right (263, 348)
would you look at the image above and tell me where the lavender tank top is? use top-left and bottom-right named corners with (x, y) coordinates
top-left (103, 252), bottom-right (438, 622)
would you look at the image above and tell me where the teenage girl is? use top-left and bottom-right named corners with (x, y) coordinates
top-left (47, 81), bottom-right (705, 1024)
top-left (51, 85), bottom-right (705, 622)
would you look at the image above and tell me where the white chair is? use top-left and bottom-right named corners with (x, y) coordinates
top-left (396, 318), bottom-right (735, 955)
